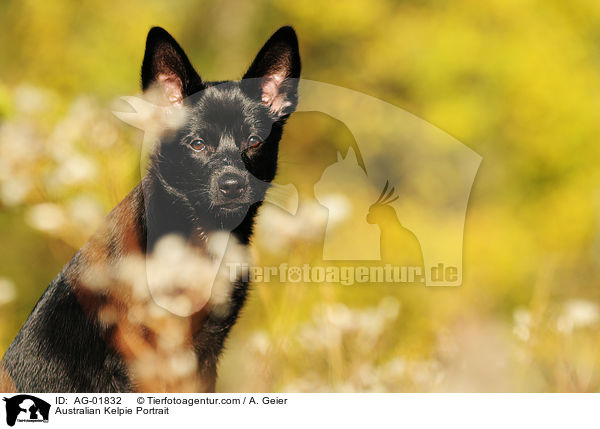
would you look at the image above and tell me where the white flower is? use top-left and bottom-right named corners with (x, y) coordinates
top-left (512, 307), bottom-right (531, 341)
top-left (250, 331), bottom-right (271, 356)
top-left (53, 154), bottom-right (97, 186)
top-left (1, 178), bottom-right (30, 206)
top-left (168, 350), bottom-right (197, 378)
top-left (13, 85), bottom-right (52, 115)
top-left (0, 278), bottom-right (16, 305)
top-left (317, 193), bottom-right (350, 227)
top-left (378, 296), bottom-right (401, 320)
top-left (557, 299), bottom-right (600, 334)
top-left (67, 195), bottom-right (104, 230)
top-left (256, 201), bottom-right (328, 252)
top-left (26, 203), bottom-right (66, 232)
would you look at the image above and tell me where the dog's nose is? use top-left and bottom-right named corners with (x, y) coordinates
top-left (218, 174), bottom-right (245, 198)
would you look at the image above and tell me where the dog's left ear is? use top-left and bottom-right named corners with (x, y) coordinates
top-left (243, 26), bottom-right (301, 118)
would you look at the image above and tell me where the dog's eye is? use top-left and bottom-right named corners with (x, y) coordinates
top-left (248, 136), bottom-right (262, 148)
top-left (189, 138), bottom-right (207, 152)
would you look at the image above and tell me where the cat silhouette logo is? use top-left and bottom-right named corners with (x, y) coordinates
top-left (3, 395), bottom-right (50, 426)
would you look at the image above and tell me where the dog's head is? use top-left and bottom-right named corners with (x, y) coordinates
top-left (141, 26), bottom-right (300, 228)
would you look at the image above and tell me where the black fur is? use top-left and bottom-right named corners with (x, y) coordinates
top-left (1, 26), bottom-right (301, 392)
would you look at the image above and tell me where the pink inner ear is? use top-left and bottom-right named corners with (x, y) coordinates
top-left (157, 73), bottom-right (183, 106)
top-left (261, 72), bottom-right (291, 115)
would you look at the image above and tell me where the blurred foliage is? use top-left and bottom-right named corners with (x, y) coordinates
top-left (1, 0), bottom-right (600, 392)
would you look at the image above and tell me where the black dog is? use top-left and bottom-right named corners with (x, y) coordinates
top-left (0, 26), bottom-right (300, 392)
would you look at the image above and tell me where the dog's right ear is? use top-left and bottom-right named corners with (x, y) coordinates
top-left (141, 27), bottom-right (202, 105)
top-left (243, 26), bottom-right (301, 119)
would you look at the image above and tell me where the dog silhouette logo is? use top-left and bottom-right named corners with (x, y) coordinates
top-left (3, 395), bottom-right (50, 426)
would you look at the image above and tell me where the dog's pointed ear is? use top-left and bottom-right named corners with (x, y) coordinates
top-left (243, 26), bottom-right (301, 118)
top-left (141, 27), bottom-right (202, 105)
